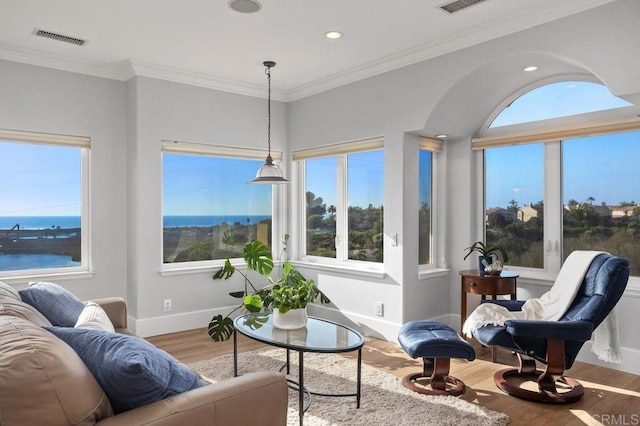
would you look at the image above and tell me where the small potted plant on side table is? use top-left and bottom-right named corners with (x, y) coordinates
top-left (463, 241), bottom-right (508, 273)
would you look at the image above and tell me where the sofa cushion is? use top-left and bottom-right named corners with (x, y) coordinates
top-left (46, 327), bottom-right (205, 414)
top-left (0, 298), bottom-right (53, 327)
top-left (19, 281), bottom-right (85, 326)
top-left (0, 316), bottom-right (113, 426)
top-left (0, 281), bottom-right (20, 300)
top-left (75, 301), bottom-right (115, 333)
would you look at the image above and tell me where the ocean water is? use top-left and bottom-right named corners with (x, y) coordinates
top-left (0, 215), bottom-right (271, 230)
top-left (0, 253), bottom-right (80, 271)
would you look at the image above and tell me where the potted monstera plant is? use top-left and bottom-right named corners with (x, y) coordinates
top-left (208, 235), bottom-right (330, 341)
top-left (463, 241), bottom-right (508, 272)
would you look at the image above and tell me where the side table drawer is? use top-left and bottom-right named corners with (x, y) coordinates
top-left (463, 277), bottom-right (488, 294)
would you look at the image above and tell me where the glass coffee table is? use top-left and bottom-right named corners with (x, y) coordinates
top-left (233, 313), bottom-right (365, 425)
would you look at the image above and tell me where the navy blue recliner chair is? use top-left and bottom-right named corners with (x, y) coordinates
top-left (472, 253), bottom-right (629, 403)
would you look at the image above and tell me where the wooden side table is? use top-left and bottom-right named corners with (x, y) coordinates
top-left (459, 269), bottom-right (518, 362)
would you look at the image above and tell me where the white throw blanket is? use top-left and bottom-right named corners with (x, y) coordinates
top-left (462, 250), bottom-right (621, 363)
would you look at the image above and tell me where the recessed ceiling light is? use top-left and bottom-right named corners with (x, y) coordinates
top-left (435, 134), bottom-right (448, 139)
top-left (228, 0), bottom-right (261, 13)
top-left (325, 31), bottom-right (343, 40)
top-left (523, 66), bottom-right (538, 72)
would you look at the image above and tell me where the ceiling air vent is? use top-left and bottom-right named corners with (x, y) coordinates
top-left (439, 0), bottom-right (488, 14)
top-left (32, 28), bottom-right (88, 46)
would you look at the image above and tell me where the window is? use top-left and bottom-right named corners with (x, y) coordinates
top-left (485, 143), bottom-right (545, 268)
top-left (295, 138), bottom-right (384, 267)
top-left (477, 79), bottom-right (640, 277)
top-left (562, 132), bottom-right (640, 273)
top-left (0, 130), bottom-right (88, 275)
top-left (418, 149), bottom-right (432, 265)
top-left (162, 141), bottom-right (276, 265)
top-left (489, 80), bottom-right (632, 128)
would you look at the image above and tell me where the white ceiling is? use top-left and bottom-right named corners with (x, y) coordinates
top-left (0, 0), bottom-right (620, 101)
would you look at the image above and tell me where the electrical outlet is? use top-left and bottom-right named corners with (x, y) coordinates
top-left (163, 299), bottom-right (172, 312)
top-left (375, 301), bottom-right (384, 317)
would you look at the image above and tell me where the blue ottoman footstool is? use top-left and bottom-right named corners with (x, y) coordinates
top-left (398, 320), bottom-right (475, 396)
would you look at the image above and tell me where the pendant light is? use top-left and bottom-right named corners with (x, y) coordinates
top-left (250, 61), bottom-right (289, 184)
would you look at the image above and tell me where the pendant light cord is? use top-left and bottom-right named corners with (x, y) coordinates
top-left (266, 64), bottom-right (272, 160)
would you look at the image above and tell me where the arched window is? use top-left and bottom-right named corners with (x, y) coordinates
top-left (489, 80), bottom-right (631, 128)
top-left (476, 78), bottom-right (640, 278)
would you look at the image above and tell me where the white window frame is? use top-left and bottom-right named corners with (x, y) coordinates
top-left (474, 77), bottom-right (640, 289)
top-left (292, 137), bottom-right (385, 275)
top-left (418, 137), bottom-right (444, 274)
top-left (159, 139), bottom-right (285, 274)
top-left (0, 129), bottom-right (91, 281)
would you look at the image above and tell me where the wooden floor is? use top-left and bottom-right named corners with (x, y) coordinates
top-left (148, 328), bottom-right (640, 426)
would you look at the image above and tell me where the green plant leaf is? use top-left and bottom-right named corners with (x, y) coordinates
top-left (243, 294), bottom-right (264, 313)
top-left (229, 291), bottom-right (246, 298)
top-left (212, 258), bottom-right (235, 280)
top-left (207, 315), bottom-right (234, 342)
top-left (244, 315), bottom-right (269, 330)
top-left (243, 240), bottom-right (274, 275)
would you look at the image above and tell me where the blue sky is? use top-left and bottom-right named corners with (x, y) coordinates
top-left (2, 82), bottom-right (635, 217)
top-left (306, 151), bottom-right (384, 210)
top-left (485, 81), bottom-right (639, 208)
top-left (0, 142), bottom-right (81, 216)
top-left (163, 153), bottom-right (272, 215)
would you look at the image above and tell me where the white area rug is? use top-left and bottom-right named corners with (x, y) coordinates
top-left (189, 348), bottom-right (509, 426)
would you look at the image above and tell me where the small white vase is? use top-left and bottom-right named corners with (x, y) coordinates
top-left (272, 308), bottom-right (308, 330)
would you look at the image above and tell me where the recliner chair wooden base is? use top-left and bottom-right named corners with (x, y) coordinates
top-left (494, 348), bottom-right (584, 404)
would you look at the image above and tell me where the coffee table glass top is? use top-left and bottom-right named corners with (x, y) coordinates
top-left (234, 313), bottom-right (364, 353)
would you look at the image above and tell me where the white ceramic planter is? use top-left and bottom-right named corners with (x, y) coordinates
top-left (272, 308), bottom-right (308, 330)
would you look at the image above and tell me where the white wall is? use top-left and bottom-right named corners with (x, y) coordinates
top-left (0, 60), bottom-right (128, 301)
top-left (288, 0), bottom-right (640, 373)
top-left (1, 0), bottom-right (639, 374)
top-left (126, 76), bottom-right (289, 336)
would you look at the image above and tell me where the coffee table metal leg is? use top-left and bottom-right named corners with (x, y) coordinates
top-left (357, 348), bottom-right (362, 408)
top-left (233, 330), bottom-right (238, 377)
top-left (286, 348), bottom-right (291, 374)
top-left (299, 351), bottom-right (304, 425)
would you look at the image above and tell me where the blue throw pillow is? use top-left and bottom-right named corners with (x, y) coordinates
top-left (19, 282), bottom-right (85, 326)
top-left (46, 327), bottom-right (204, 414)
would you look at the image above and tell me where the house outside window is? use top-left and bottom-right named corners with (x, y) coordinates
top-left (0, 129), bottom-right (89, 276)
top-left (294, 137), bottom-right (384, 268)
top-left (477, 79), bottom-right (640, 277)
top-left (161, 141), bottom-right (277, 266)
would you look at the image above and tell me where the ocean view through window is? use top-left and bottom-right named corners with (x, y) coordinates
top-left (162, 150), bottom-right (273, 264)
top-left (0, 133), bottom-right (86, 274)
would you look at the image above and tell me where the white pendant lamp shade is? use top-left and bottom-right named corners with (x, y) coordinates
top-left (251, 60), bottom-right (289, 184)
top-left (251, 155), bottom-right (288, 184)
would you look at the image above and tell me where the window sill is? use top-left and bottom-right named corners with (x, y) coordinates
top-left (160, 259), bottom-right (283, 277)
top-left (512, 269), bottom-right (640, 298)
top-left (290, 260), bottom-right (386, 279)
top-left (0, 269), bottom-right (96, 285)
top-left (418, 267), bottom-right (450, 280)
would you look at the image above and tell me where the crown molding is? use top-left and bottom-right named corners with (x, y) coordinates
top-left (0, 42), bottom-right (130, 81)
top-left (127, 60), bottom-right (288, 102)
top-left (0, 0), bottom-right (618, 102)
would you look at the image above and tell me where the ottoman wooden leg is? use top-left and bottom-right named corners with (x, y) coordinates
top-left (402, 357), bottom-right (466, 396)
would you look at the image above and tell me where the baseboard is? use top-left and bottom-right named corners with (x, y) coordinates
top-left (129, 306), bottom-right (231, 338)
top-left (577, 341), bottom-right (640, 376)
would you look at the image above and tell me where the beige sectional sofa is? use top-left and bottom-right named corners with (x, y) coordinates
top-left (0, 282), bottom-right (288, 425)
